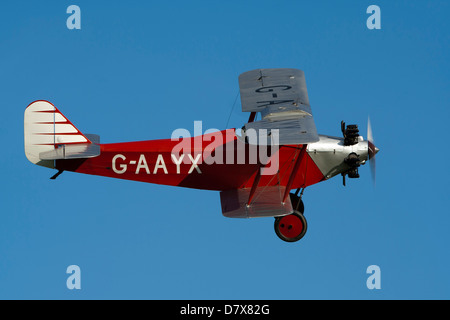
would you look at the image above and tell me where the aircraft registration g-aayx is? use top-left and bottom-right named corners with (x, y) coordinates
top-left (24, 68), bottom-right (379, 243)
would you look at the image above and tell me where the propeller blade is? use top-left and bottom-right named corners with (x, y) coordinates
top-left (367, 117), bottom-right (379, 184)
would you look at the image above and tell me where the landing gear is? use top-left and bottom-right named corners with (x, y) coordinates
top-left (289, 192), bottom-right (304, 214)
top-left (274, 191), bottom-right (308, 243)
top-left (274, 211), bottom-right (307, 242)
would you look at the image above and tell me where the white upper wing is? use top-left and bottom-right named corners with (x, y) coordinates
top-left (239, 68), bottom-right (319, 145)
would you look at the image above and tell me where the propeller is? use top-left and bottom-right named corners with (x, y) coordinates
top-left (340, 119), bottom-right (379, 186)
top-left (367, 117), bottom-right (379, 185)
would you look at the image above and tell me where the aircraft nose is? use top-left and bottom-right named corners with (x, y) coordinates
top-left (367, 140), bottom-right (379, 160)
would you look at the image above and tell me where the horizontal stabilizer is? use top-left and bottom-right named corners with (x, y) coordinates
top-left (85, 134), bottom-right (100, 144)
top-left (39, 143), bottom-right (100, 160)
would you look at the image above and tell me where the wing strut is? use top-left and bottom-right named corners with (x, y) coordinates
top-left (248, 112), bottom-right (257, 123)
top-left (246, 164), bottom-right (262, 206)
top-left (282, 145), bottom-right (307, 203)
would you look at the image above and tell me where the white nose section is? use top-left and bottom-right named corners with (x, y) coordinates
top-left (307, 135), bottom-right (365, 179)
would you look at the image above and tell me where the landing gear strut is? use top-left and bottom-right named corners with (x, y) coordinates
top-left (290, 190), bottom-right (304, 214)
top-left (274, 192), bottom-right (307, 243)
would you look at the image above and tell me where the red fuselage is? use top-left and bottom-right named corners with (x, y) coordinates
top-left (56, 129), bottom-right (325, 191)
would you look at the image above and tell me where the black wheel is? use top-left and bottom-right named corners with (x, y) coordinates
top-left (274, 211), bottom-right (308, 242)
top-left (289, 193), bottom-right (304, 214)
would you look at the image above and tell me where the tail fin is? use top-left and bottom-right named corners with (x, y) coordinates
top-left (24, 100), bottom-right (99, 168)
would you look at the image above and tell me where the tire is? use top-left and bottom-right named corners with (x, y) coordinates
top-left (274, 211), bottom-right (308, 242)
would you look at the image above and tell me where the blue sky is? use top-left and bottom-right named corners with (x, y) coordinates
top-left (1, 0), bottom-right (449, 299)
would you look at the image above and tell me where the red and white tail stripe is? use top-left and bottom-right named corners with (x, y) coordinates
top-left (24, 100), bottom-right (91, 167)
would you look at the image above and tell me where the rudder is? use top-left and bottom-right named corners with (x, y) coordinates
top-left (24, 100), bottom-right (95, 168)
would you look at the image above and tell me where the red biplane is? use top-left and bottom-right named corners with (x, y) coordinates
top-left (24, 68), bottom-right (379, 242)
